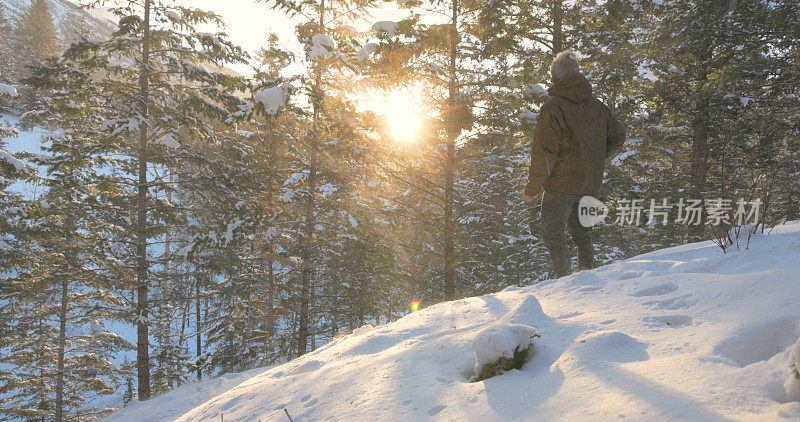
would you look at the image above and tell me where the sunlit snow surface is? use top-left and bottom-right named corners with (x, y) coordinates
top-left (106, 224), bottom-right (800, 421)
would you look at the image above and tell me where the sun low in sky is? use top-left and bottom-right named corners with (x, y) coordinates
top-left (360, 87), bottom-right (426, 143)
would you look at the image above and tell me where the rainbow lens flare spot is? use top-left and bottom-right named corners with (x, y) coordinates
top-left (409, 299), bottom-right (422, 312)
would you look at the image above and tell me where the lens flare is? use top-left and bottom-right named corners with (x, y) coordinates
top-left (409, 298), bottom-right (422, 312)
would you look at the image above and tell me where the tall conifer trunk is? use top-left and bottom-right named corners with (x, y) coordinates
top-left (689, 45), bottom-right (713, 239)
top-left (136, 0), bottom-right (152, 400)
top-left (298, 0), bottom-right (326, 356)
top-left (443, 0), bottom-right (458, 300)
top-left (195, 278), bottom-right (202, 381)
top-left (54, 278), bottom-right (67, 421)
top-left (268, 247), bottom-right (276, 336)
top-left (552, 0), bottom-right (563, 53)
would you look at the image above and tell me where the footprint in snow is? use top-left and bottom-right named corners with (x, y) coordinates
top-left (644, 295), bottom-right (697, 310)
top-left (556, 311), bottom-right (583, 319)
top-left (713, 317), bottom-right (800, 367)
top-left (286, 359), bottom-right (323, 375)
top-left (427, 405), bottom-right (446, 416)
top-left (616, 270), bottom-right (645, 280)
top-left (631, 283), bottom-right (679, 297)
top-left (643, 315), bottom-right (694, 328)
top-left (566, 271), bottom-right (604, 286)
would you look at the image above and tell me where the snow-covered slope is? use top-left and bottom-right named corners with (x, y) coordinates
top-left (104, 368), bottom-right (267, 422)
top-left (106, 223), bottom-right (800, 421)
top-left (3, 0), bottom-right (114, 36)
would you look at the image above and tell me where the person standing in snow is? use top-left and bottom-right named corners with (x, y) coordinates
top-left (522, 51), bottom-right (626, 278)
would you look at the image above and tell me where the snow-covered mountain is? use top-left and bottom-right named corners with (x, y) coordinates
top-left (3, 0), bottom-right (115, 45)
top-left (106, 223), bottom-right (800, 421)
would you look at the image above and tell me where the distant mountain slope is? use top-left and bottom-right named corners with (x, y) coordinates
top-left (2, 1), bottom-right (244, 79)
top-left (3, 0), bottom-right (115, 47)
top-left (105, 223), bottom-right (800, 421)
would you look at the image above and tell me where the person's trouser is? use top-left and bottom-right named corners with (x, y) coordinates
top-left (540, 191), bottom-right (594, 278)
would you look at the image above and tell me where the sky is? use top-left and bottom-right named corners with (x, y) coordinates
top-left (86, 0), bottom-right (297, 75)
top-left (184, 0), bottom-right (297, 54)
top-left (89, 0), bottom-right (407, 76)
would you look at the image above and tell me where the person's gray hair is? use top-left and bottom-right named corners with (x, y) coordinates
top-left (550, 51), bottom-right (581, 82)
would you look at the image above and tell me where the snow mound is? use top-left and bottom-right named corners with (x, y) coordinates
top-left (351, 323), bottom-right (374, 337)
top-left (557, 330), bottom-right (649, 369)
top-left (472, 323), bottom-right (538, 377)
top-left (105, 222), bottom-right (800, 421)
top-left (785, 328), bottom-right (800, 402)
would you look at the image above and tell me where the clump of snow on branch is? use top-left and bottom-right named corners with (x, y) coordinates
top-left (254, 83), bottom-right (295, 115)
top-left (611, 150), bottom-right (635, 166)
top-left (222, 220), bottom-right (244, 246)
top-left (343, 212), bottom-right (358, 227)
top-left (0, 83), bottom-right (18, 97)
top-left (524, 84), bottom-right (547, 97)
top-left (153, 133), bottom-right (180, 148)
top-left (176, 242), bottom-right (196, 258)
top-left (471, 323), bottom-right (538, 377)
top-left (357, 43), bottom-right (378, 61)
top-left (196, 32), bottom-right (224, 49)
top-left (307, 34), bottom-right (337, 61)
top-left (426, 63), bottom-right (444, 75)
top-left (285, 172), bottom-right (306, 185)
top-left (0, 149), bottom-right (28, 174)
top-left (372, 21), bottom-right (399, 37)
top-left (320, 182), bottom-right (339, 197)
top-left (278, 188), bottom-right (297, 203)
top-left (101, 118), bottom-right (140, 136)
top-left (518, 109), bottom-right (538, 123)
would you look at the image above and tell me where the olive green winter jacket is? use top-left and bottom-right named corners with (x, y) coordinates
top-left (524, 72), bottom-right (625, 198)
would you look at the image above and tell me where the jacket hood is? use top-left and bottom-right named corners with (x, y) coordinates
top-left (548, 72), bottom-right (592, 102)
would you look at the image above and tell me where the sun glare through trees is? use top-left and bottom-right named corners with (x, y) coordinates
top-left (360, 87), bottom-right (426, 143)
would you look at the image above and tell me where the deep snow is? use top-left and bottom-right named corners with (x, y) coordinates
top-left (106, 223), bottom-right (800, 421)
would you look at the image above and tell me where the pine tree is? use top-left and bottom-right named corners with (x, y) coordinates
top-left (9, 52), bottom-right (139, 420)
top-left (632, 0), bottom-right (800, 245)
top-left (0, 4), bottom-right (15, 79)
top-left (262, 0), bottom-right (384, 355)
top-left (641, 0), bottom-right (731, 239)
top-left (25, 0), bottom-right (249, 400)
top-left (0, 89), bottom-right (34, 420)
top-left (182, 123), bottom-right (293, 374)
top-left (14, 0), bottom-right (61, 77)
